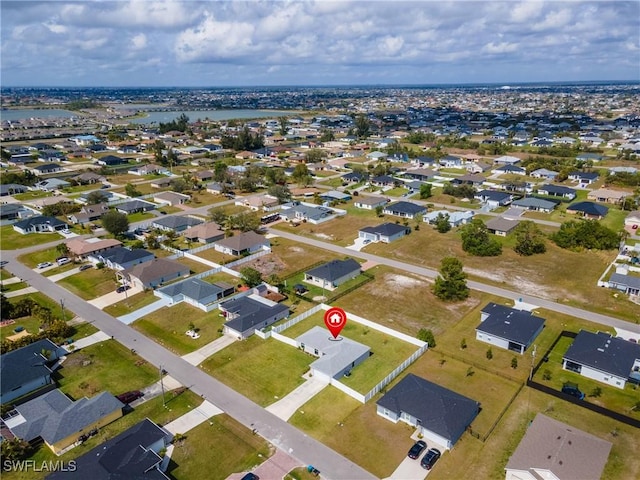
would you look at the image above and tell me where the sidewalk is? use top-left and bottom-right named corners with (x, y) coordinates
top-left (4, 286), bottom-right (37, 298)
top-left (181, 335), bottom-right (237, 366)
top-left (163, 400), bottom-right (223, 435)
top-left (63, 331), bottom-right (111, 352)
top-left (117, 298), bottom-right (171, 325)
top-left (265, 374), bottom-right (328, 421)
top-left (48, 267), bottom-right (82, 282)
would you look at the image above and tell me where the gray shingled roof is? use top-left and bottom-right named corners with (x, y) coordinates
top-left (214, 231), bottom-right (268, 252)
top-left (563, 330), bottom-right (640, 378)
top-left (360, 223), bottom-right (408, 237)
top-left (384, 201), bottom-right (426, 216)
top-left (100, 247), bottom-right (154, 265)
top-left (221, 295), bottom-right (289, 334)
top-left (476, 303), bottom-right (545, 345)
top-left (1, 339), bottom-right (58, 397)
top-left (305, 258), bottom-right (361, 282)
top-left (609, 273), bottom-right (640, 290)
top-left (377, 374), bottom-right (479, 443)
top-left (567, 201), bottom-right (609, 217)
top-left (158, 278), bottom-right (227, 302)
top-left (152, 215), bottom-right (203, 230)
top-left (512, 197), bottom-right (558, 210)
top-left (14, 216), bottom-right (67, 230)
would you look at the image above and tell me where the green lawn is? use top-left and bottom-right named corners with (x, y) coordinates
top-left (126, 211), bottom-right (156, 223)
top-left (1, 291), bottom-right (71, 342)
top-left (17, 246), bottom-right (60, 268)
top-left (0, 226), bottom-right (63, 250)
top-left (13, 190), bottom-right (50, 201)
top-left (168, 414), bottom-right (273, 480)
top-left (57, 267), bottom-right (119, 300)
top-left (251, 236), bottom-right (340, 278)
top-left (194, 247), bottom-right (236, 265)
top-left (102, 290), bottom-right (159, 317)
top-left (133, 303), bottom-right (227, 355)
top-left (0, 280), bottom-right (27, 293)
top-left (284, 269), bottom-right (370, 303)
top-left (281, 310), bottom-right (418, 394)
top-left (201, 336), bottom-right (314, 406)
top-left (55, 339), bottom-right (159, 399)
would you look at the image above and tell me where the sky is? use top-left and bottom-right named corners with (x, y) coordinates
top-left (1, 0), bottom-right (639, 87)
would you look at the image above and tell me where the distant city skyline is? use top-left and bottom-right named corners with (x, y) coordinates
top-left (1, 0), bottom-right (639, 88)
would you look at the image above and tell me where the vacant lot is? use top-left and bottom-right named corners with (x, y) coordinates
top-left (201, 336), bottom-right (313, 407)
top-left (168, 414), bottom-right (273, 480)
top-left (0, 226), bottom-right (62, 250)
top-left (57, 267), bottom-right (119, 300)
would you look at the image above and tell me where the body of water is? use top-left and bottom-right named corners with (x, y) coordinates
top-left (1, 108), bottom-right (77, 121)
top-left (129, 109), bottom-right (297, 124)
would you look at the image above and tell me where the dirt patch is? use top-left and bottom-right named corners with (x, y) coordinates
top-left (6, 330), bottom-right (30, 342)
top-left (62, 352), bottom-right (92, 368)
top-left (465, 267), bottom-right (561, 301)
top-left (288, 246), bottom-right (305, 253)
top-left (314, 233), bottom-right (334, 240)
top-left (235, 255), bottom-right (287, 277)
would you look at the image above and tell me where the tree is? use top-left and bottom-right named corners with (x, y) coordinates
top-left (230, 211), bottom-right (261, 232)
top-left (486, 347), bottom-right (493, 360)
top-left (319, 129), bottom-right (335, 142)
top-left (460, 219), bottom-right (502, 256)
top-left (433, 256), bottom-right (469, 301)
top-left (170, 178), bottom-right (188, 193)
top-left (417, 328), bottom-right (436, 347)
top-left (162, 230), bottom-right (178, 248)
top-left (264, 167), bottom-right (286, 186)
top-left (56, 243), bottom-right (70, 257)
top-left (419, 183), bottom-right (432, 199)
top-left (125, 183), bottom-right (142, 197)
top-left (1, 437), bottom-right (31, 462)
top-left (1, 294), bottom-right (14, 320)
top-left (355, 114), bottom-right (370, 139)
top-left (375, 205), bottom-right (384, 217)
top-left (513, 221), bottom-right (546, 256)
top-left (434, 213), bottom-right (452, 233)
top-left (551, 219), bottom-right (619, 251)
top-left (209, 207), bottom-right (228, 227)
top-left (267, 184), bottom-right (291, 204)
top-left (86, 190), bottom-right (109, 205)
top-left (305, 148), bottom-right (327, 164)
top-left (291, 163), bottom-right (312, 186)
top-left (240, 267), bottom-right (263, 287)
top-left (511, 357), bottom-right (518, 369)
top-left (278, 116), bottom-right (288, 136)
top-left (460, 338), bottom-right (467, 349)
top-left (213, 162), bottom-right (229, 183)
top-left (101, 210), bottom-right (129, 238)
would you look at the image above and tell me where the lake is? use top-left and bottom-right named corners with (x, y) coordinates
top-left (1, 109), bottom-right (78, 121)
top-left (129, 109), bottom-right (297, 124)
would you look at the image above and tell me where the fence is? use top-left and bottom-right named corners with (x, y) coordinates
top-left (272, 304), bottom-right (326, 334)
top-left (271, 331), bottom-right (298, 347)
top-left (331, 379), bottom-right (366, 403)
top-left (225, 247), bottom-right (271, 269)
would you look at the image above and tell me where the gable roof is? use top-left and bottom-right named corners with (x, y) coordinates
top-left (116, 199), bottom-right (156, 213)
top-left (14, 216), bottom-right (67, 230)
top-left (305, 258), bottom-right (361, 282)
top-left (506, 414), bottom-right (612, 480)
top-left (152, 215), bottom-right (203, 230)
top-left (1, 339), bottom-right (58, 397)
top-left (485, 217), bottom-right (520, 233)
top-left (47, 418), bottom-right (170, 480)
top-left (221, 294), bottom-right (289, 334)
top-left (100, 247), bottom-right (155, 265)
top-left (157, 278), bottom-right (228, 303)
top-left (476, 190), bottom-right (512, 202)
top-left (477, 303), bottom-right (545, 345)
top-left (214, 231), bottom-right (268, 252)
top-left (539, 184), bottom-right (576, 196)
top-left (67, 238), bottom-right (122, 256)
top-left (496, 164), bottom-right (526, 173)
top-left (123, 258), bottom-right (189, 284)
top-left (512, 197), bottom-right (558, 210)
top-left (360, 222), bottom-right (408, 237)
top-left (563, 330), bottom-right (640, 378)
top-left (355, 196), bottom-right (387, 206)
top-left (183, 222), bottom-right (224, 241)
top-left (609, 272), bottom-right (640, 290)
top-left (384, 201), bottom-right (426, 215)
top-left (567, 201), bottom-right (609, 217)
top-left (377, 374), bottom-right (479, 442)
top-left (569, 171), bottom-right (599, 180)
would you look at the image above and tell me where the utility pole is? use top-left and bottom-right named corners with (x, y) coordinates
top-left (60, 298), bottom-right (66, 322)
top-left (159, 364), bottom-right (166, 407)
top-left (529, 344), bottom-right (537, 382)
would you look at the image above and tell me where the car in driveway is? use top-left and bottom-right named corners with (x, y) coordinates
top-left (57, 257), bottom-right (71, 265)
top-left (116, 285), bottom-right (131, 293)
top-left (0, 260), bottom-right (8, 267)
top-left (240, 474), bottom-right (259, 480)
top-left (407, 440), bottom-right (427, 459)
top-left (37, 262), bottom-right (53, 269)
top-left (116, 390), bottom-right (144, 404)
top-left (421, 448), bottom-right (441, 470)
top-left (79, 264), bottom-right (93, 271)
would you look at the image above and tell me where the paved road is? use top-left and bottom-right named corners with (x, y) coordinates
top-left (267, 229), bottom-right (640, 334)
top-left (1, 254), bottom-right (376, 480)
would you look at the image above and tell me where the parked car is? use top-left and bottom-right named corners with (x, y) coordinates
top-left (0, 260), bottom-right (9, 267)
top-left (116, 390), bottom-right (144, 404)
top-left (408, 440), bottom-right (427, 459)
top-left (240, 473), bottom-right (259, 480)
top-left (37, 262), bottom-right (53, 269)
top-left (79, 264), bottom-right (93, 271)
top-left (116, 285), bottom-right (131, 293)
top-left (421, 448), bottom-right (441, 470)
top-left (561, 383), bottom-right (585, 400)
top-left (57, 257), bottom-right (71, 265)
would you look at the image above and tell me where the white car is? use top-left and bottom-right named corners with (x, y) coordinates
top-left (37, 262), bottom-right (53, 269)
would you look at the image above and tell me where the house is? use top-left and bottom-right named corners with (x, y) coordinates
top-left (121, 258), bottom-right (190, 289)
top-left (439, 154), bottom-right (464, 168)
top-left (35, 178), bottom-right (70, 192)
top-left (0, 184), bottom-right (28, 196)
top-left (466, 162), bottom-right (491, 174)
top-left (412, 156), bottom-right (436, 167)
top-left (295, 326), bottom-right (370, 382)
top-left (359, 223), bottom-right (410, 243)
top-left (304, 258), bottom-right (361, 291)
top-left (0, 203), bottom-right (30, 221)
top-left (31, 164), bottom-right (62, 175)
top-left (474, 190), bottom-right (513, 208)
top-left (72, 172), bottom-right (105, 185)
top-left (354, 196), bottom-right (388, 210)
top-left (486, 217), bottom-right (520, 236)
top-left (47, 418), bottom-right (173, 480)
top-left (376, 374), bottom-right (479, 450)
top-left (566, 201), bottom-right (608, 219)
top-left (342, 171), bottom-right (368, 183)
top-left (5, 389), bottom-right (123, 455)
top-left (150, 177), bottom-right (172, 189)
top-left (505, 414), bottom-right (612, 480)
top-left (320, 190), bottom-right (351, 202)
top-left (568, 171), bottom-right (599, 185)
top-left (238, 194), bottom-right (280, 211)
top-left (206, 182), bottom-right (232, 194)
top-left (13, 216), bottom-right (67, 234)
top-left (183, 222), bottom-right (225, 244)
top-left (423, 210), bottom-right (474, 227)
top-left (404, 168), bottom-right (436, 181)
top-left (476, 303), bottom-right (545, 354)
top-left (194, 170), bottom-right (214, 182)
top-left (220, 293), bottom-right (289, 339)
top-left (213, 231), bottom-right (270, 256)
top-left (67, 237), bottom-right (122, 259)
top-left (95, 155), bottom-right (126, 166)
top-left (537, 184), bottom-right (576, 200)
top-left (366, 151), bottom-right (388, 161)
top-left (624, 210), bottom-right (640, 234)
top-left (95, 247), bottom-right (156, 271)
top-left (156, 278), bottom-right (234, 311)
top-left (562, 330), bottom-right (640, 389)
top-left (382, 201), bottom-right (427, 218)
top-left (587, 188), bottom-right (629, 204)
top-left (129, 164), bottom-right (163, 176)
top-left (0, 339), bottom-right (63, 405)
top-left (67, 203), bottom-right (110, 224)
top-left (151, 215), bottom-right (203, 233)
top-left (576, 153), bottom-right (604, 163)
top-left (115, 199), bottom-right (156, 215)
top-left (511, 197), bottom-right (558, 213)
top-left (153, 191), bottom-right (190, 206)
top-left (608, 272), bottom-right (640, 296)
top-left (78, 190), bottom-right (112, 204)
top-left (530, 168), bottom-right (559, 181)
top-left (495, 164), bottom-right (526, 176)
top-left (452, 174), bottom-right (486, 186)
top-left (493, 155), bottom-right (521, 165)
top-left (279, 203), bottom-right (339, 224)
top-left (370, 175), bottom-right (396, 187)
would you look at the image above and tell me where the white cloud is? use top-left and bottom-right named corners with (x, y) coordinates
top-left (131, 33), bottom-right (147, 50)
top-left (483, 42), bottom-right (519, 55)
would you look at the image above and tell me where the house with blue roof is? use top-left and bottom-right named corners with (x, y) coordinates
top-left (476, 303), bottom-right (545, 354)
top-left (566, 201), bottom-right (608, 219)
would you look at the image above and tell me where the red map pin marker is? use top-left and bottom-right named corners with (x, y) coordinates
top-left (324, 307), bottom-right (347, 339)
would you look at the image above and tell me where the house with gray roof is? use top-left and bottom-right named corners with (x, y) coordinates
top-left (220, 293), bottom-right (289, 339)
top-left (5, 389), bottom-right (123, 455)
top-left (537, 184), bottom-right (576, 200)
top-left (34, 178), bottom-right (70, 192)
top-left (475, 190), bottom-right (513, 208)
top-left (295, 326), bottom-right (371, 382)
top-left (0, 339), bottom-right (63, 405)
top-left (156, 278), bottom-right (234, 311)
top-left (423, 210), bottom-right (474, 227)
top-left (566, 201), bottom-right (608, 220)
top-left (0, 184), bottom-right (28, 196)
top-left (485, 217), bottom-right (520, 236)
top-left (93, 247), bottom-right (155, 271)
top-left (359, 223), bottom-right (409, 243)
top-left (47, 418), bottom-right (172, 480)
top-left (530, 168), bottom-right (559, 181)
top-left (354, 196), bottom-right (388, 210)
top-left (67, 203), bottom-right (110, 224)
top-left (213, 231), bottom-right (270, 256)
top-left (562, 330), bottom-right (640, 389)
top-left (183, 222), bottom-right (225, 244)
top-left (376, 374), bottom-right (479, 450)
top-left (13, 215), bottom-right (67, 234)
top-left (151, 215), bottom-right (204, 233)
top-left (495, 164), bottom-right (526, 176)
top-left (115, 199), bottom-right (157, 215)
top-left (279, 202), bottom-right (341, 224)
top-left (304, 258), bottom-right (361, 291)
top-left (382, 201), bottom-right (426, 218)
top-left (505, 414), bottom-right (612, 480)
top-left (121, 258), bottom-right (190, 289)
top-left (476, 303), bottom-right (545, 354)
top-left (607, 272), bottom-right (640, 296)
top-left (453, 173), bottom-right (486, 186)
top-left (511, 197), bottom-right (558, 213)
top-left (153, 191), bottom-right (190, 206)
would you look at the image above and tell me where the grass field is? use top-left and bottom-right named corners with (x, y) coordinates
top-left (102, 290), bottom-right (159, 317)
top-left (168, 414), bottom-right (273, 480)
top-left (284, 269), bottom-right (370, 302)
top-left (133, 303), bottom-right (227, 355)
top-left (201, 336), bottom-right (313, 406)
top-left (0, 226), bottom-right (62, 250)
top-left (17, 246), bottom-right (60, 268)
top-left (57, 267), bottom-right (119, 300)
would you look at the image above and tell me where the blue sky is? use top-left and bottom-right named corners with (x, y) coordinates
top-left (1, 0), bottom-right (639, 87)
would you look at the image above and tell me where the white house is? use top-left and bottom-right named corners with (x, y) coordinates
top-left (353, 196), bottom-right (388, 210)
top-left (476, 303), bottom-right (545, 354)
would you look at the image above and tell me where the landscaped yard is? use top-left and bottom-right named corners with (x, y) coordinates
top-left (0, 226), bottom-right (63, 250)
top-left (133, 303), bottom-right (227, 355)
top-left (57, 267), bottom-right (119, 300)
top-left (102, 290), bottom-right (159, 317)
top-left (280, 310), bottom-right (419, 394)
top-left (201, 336), bottom-right (313, 407)
top-left (168, 413), bottom-right (273, 480)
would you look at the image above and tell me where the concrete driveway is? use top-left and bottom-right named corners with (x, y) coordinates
top-left (227, 450), bottom-right (302, 480)
top-left (163, 400), bottom-right (223, 435)
top-left (181, 335), bottom-right (237, 366)
top-left (266, 376), bottom-right (328, 421)
top-left (88, 285), bottom-right (145, 309)
top-left (346, 237), bottom-right (370, 251)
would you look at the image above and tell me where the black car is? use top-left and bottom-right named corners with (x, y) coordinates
top-left (116, 390), bottom-right (144, 404)
top-left (116, 285), bottom-right (131, 293)
top-left (421, 448), bottom-right (441, 470)
top-left (240, 474), bottom-right (259, 480)
top-left (561, 384), bottom-right (585, 400)
top-left (407, 440), bottom-right (427, 459)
